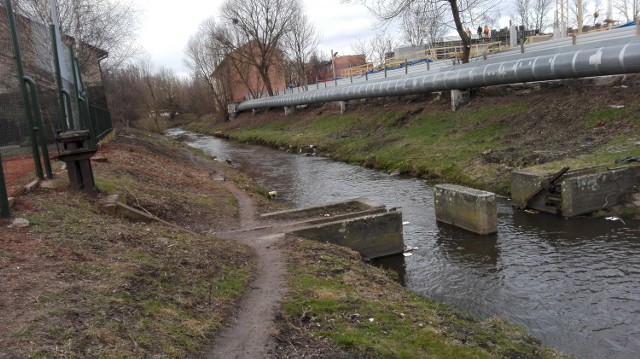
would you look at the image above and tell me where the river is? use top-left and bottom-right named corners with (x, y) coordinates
top-left (168, 128), bottom-right (640, 359)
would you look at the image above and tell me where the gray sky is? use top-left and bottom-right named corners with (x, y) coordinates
top-left (136, 0), bottom-right (377, 77)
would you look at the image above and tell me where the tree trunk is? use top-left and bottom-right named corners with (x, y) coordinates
top-left (448, 0), bottom-right (471, 63)
top-left (259, 66), bottom-right (274, 96)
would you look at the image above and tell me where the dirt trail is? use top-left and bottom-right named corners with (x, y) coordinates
top-left (206, 177), bottom-right (287, 358)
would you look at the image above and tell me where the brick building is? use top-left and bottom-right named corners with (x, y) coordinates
top-left (213, 41), bottom-right (286, 103)
top-left (0, 5), bottom-right (108, 101)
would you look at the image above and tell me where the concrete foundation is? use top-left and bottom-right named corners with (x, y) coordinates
top-left (511, 165), bottom-right (640, 217)
top-left (336, 101), bottom-right (347, 115)
top-left (260, 198), bottom-right (404, 259)
top-left (291, 211), bottom-right (403, 259)
top-left (451, 89), bottom-right (470, 111)
top-left (434, 184), bottom-right (497, 235)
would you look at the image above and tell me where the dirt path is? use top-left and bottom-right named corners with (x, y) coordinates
top-left (206, 175), bottom-right (287, 358)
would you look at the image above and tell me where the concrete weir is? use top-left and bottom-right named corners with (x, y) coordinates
top-left (512, 165), bottom-right (640, 217)
top-left (434, 184), bottom-right (497, 235)
top-left (260, 198), bottom-right (404, 259)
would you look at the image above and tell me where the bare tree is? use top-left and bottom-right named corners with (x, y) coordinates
top-left (305, 51), bottom-right (331, 82)
top-left (216, 0), bottom-right (302, 96)
top-left (184, 18), bottom-right (230, 114)
top-left (351, 30), bottom-right (399, 66)
top-left (15, 0), bottom-right (140, 70)
top-left (514, 0), bottom-right (532, 30)
top-left (343, 0), bottom-right (497, 63)
top-left (282, 11), bottom-right (319, 90)
top-left (614, 0), bottom-right (640, 22)
top-left (401, 0), bottom-right (447, 46)
top-left (183, 77), bottom-right (217, 117)
top-left (532, 0), bottom-right (553, 32)
top-left (514, 0), bottom-right (552, 32)
top-left (104, 64), bottom-right (145, 128)
top-left (371, 30), bottom-right (399, 65)
top-left (570, 0), bottom-right (592, 30)
top-left (351, 36), bottom-right (374, 63)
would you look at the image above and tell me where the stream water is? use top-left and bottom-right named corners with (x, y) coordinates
top-left (168, 129), bottom-right (640, 359)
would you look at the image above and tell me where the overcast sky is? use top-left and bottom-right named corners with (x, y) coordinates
top-left (136, 0), bottom-right (378, 77)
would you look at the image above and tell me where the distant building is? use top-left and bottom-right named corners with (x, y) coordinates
top-left (212, 41), bottom-right (286, 103)
top-left (308, 54), bottom-right (368, 82)
top-left (332, 55), bottom-right (367, 78)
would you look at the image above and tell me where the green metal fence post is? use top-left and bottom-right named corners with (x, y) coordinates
top-left (24, 76), bottom-right (53, 179)
top-left (73, 57), bottom-right (97, 148)
top-left (0, 154), bottom-right (10, 218)
top-left (4, 0), bottom-right (44, 180)
top-left (50, 24), bottom-right (69, 131)
top-left (70, 47), bottom-right (87, 131)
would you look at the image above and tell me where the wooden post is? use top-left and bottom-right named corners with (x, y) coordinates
top-left (404, 59), bottom-right (408, 74)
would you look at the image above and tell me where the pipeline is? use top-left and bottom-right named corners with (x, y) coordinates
top-left (237, 38), bottom-right (640, 111)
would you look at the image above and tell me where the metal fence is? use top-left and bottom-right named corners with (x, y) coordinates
top-left (0, 0), bottom-right (112, 218)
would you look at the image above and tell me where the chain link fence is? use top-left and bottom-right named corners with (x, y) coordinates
top-left (1, 1), bottom-right (112, 217)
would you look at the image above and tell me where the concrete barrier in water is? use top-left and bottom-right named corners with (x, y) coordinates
top-left (512, 165), bottom-right (640, 217)
top-left (261, 198), bottom-right (404, 259)
top-left (290, 211), bottom-right (403, 259)
top-left (434, 184), bottom-right (497, 235)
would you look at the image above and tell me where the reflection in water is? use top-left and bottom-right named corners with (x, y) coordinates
top-left (435, 223), bottom-right (500, 268)
top-left (169, 129), bottom-right (640, 359)
top-left (371, 254), bottom-right (406, 286)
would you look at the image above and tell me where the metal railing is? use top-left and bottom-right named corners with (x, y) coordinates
top-left (90, 104), bottom-right (113, 142)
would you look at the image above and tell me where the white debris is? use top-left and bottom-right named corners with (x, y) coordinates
top-left (609, 105), bottom-right (625, 109)
top-left (403, 245), bottom-right (418, 256)
top-left (605, 216), bottom-right (626, 225)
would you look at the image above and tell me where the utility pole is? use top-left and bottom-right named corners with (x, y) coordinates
top-left (331, 49), bottom-right (338, 86)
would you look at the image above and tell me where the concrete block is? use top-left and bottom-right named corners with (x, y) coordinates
top-left (512, 166), bottom-right (640, 216)
top-left (451, 89), bottom-right (470, 111)
top-left (261, 198), bottom-right (383, 221)
top-left (290, 211), bottom-right (404, 259)
top-left (434, 184), bottom-right (497, 235)
top-left (99, 193), bottom-right (123, 215)
top-left (284, 106), bottom-right (294, 116)
top-left (337, 101), bottom-right (347, 115)
top-left (511, 169), bottom-right (558, 213)
top-left (24, 180), bottom-right (39, 193)
top-left (560, 166), bottom-right (640, 216)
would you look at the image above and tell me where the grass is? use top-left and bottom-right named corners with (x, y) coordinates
top-left (1, 130), bottom-right (256, 358)
top-left (221, 101), bottom-right (527, 192)
top-left (277, 238), bottom-right (568, 358)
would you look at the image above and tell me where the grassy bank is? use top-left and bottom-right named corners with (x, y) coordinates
top-left (205, 77), bottom-right (640, 195)
top-left (271, 238), bottom-right (568, 358)
top-left (0, 131), bottom-right (257, 357)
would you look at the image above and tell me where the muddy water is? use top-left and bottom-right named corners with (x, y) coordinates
top-left (168, 129), bottom-right (640, 359)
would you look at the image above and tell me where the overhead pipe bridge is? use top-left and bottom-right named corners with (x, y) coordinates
top-left (237, 35), bottom-right (640, 112)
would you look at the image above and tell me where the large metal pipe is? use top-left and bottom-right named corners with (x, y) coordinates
top-left (238, 38), bottom-right (640, 111)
